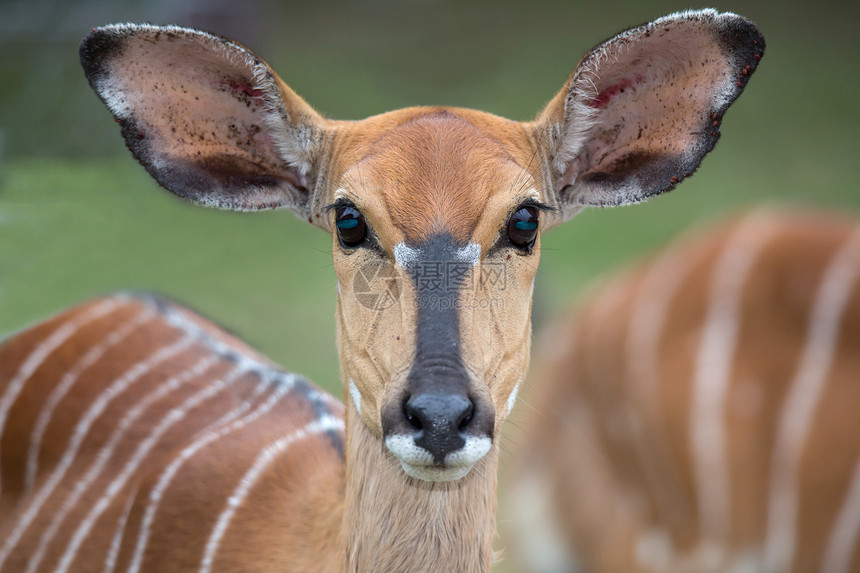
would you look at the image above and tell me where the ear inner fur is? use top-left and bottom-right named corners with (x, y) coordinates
top-left (537, 9), bottom-right (764, 220)
top-left (79, 24), bottom-right (326, 218)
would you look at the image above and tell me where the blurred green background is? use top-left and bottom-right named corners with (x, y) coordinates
top-left (1, 0), bottom-right (857, 406)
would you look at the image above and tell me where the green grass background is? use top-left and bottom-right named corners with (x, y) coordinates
top-left (1, 0), bottom-right (858, 568)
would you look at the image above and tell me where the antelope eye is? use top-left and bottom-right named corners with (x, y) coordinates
top-left (507, 205), bottom-right (539, 249)
top-left (335, 205), bottom-right (367, 248)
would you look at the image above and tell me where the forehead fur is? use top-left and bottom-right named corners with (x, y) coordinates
top-left (359, 110), bottom-right (526, 243)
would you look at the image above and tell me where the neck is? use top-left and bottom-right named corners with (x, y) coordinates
top-left (338, 405), bottom-right (499, 573)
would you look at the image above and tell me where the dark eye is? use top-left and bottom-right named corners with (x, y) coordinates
top-left (335, 205), bottom-right (367, 248)
top-left (507, 205), bottom-right (539, 249)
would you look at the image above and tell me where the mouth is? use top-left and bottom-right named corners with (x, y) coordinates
top-left (398, 461), bottom-right (476, 482)
top-left (385, 434), bottom-right (492, 482)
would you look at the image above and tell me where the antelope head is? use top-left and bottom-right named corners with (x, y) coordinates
top-left (80, 9), bottom-right (763, 483)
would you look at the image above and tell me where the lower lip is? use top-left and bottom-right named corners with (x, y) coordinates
top-left (398, 461), bottom-right (474, 482)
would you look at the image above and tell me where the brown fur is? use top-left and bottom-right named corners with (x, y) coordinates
top-left (0, 296), bottom-right (346, 572)
top-left (342, 110), bottom-right (527, 243)
top-left (514, 211), bottom-right (860, 572)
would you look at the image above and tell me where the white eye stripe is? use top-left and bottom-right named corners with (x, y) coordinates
top-left (453, 243), bottom-right (481, 266)
top-left (393, 242), bottom-right (482, 270)
top-left (393, 243), bottom-right (419, 270)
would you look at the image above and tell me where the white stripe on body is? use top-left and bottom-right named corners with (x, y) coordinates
top-left (25, 308), bottom-right (155, 491)
top-left (123, 374), bottom-right (293, 573)
top-left (763, 226), bottom-right (860, 571)
top-left (822, 451), bottom-right (860, 573)
top-left (24, 355), bottom-right (220, 573)
top-left (625, 244), bottom-right (699, 532)
top-left (155, 302), bottom-right (270, 374)
top-left (0, 334), bottom-right (195, 571)
top-left (52, 363), bottom-right (254, 573)
top-left (691, 215), bottom-right (778, 544)
top-left (102, 488), bottom-right (137, 573)
top-left (0, 297), bottom-right (123, 497)
top-left (198, 415), bottom-right (345, 573)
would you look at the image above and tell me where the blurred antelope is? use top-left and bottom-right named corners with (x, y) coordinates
top-left (0, 10), bottom-right (762, 572)
top-left (511, 211), bottom-right (860, 573)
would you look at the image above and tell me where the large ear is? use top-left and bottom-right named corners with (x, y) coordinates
top-left (80, 24), bottom-right (329, 224)
top-left (537, 9), bottom-right (764, 224)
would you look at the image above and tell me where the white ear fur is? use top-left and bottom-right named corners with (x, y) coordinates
top-left (538, 9), bottom-right (764, 224)
top-left (81, 24), bottom-right (328, 222)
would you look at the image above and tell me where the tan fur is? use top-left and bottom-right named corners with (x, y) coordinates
top-left (327, 107), bottom-right (542, 436)
top-left (514, 211), bottom-right (860, 572)
top-left (338, 110), bottom-right (529, 243)
top-left (343, 407), bottom-right (498, 572)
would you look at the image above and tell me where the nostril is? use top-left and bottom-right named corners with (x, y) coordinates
top-left (406, 409), bottom-right (423, 430)
top-left (457, 401), bottom-right (474, 431)
top-left (404, 393), bottom-right (475, 435)
top-left (403, 397), bottom-right (423, 430)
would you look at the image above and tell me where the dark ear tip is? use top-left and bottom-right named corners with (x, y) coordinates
top-left (79, 26), bottom-right (125, 84)
top-left (713, 12), bottom-right (766, 61)
top-left (704, 12), bottom-right (765, 116)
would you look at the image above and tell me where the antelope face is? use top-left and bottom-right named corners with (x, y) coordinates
top-left (81, 11), bottom-right (763, 482)
top-left (330, 111), bottom-right (544, 480)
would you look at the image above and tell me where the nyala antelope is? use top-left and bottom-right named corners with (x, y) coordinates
top-left (512, 211), bottom-right (860, 573)
top-left (0, 9), bottom-right (763, 572)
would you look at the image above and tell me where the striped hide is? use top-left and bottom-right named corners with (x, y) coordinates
top-left (0, 294), bottom-right (345, 573)
top-left (513, 211), bottom-right (860, 573)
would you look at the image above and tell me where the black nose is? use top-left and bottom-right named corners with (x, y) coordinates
top-left (404, 393), bottom-right (475, 464)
